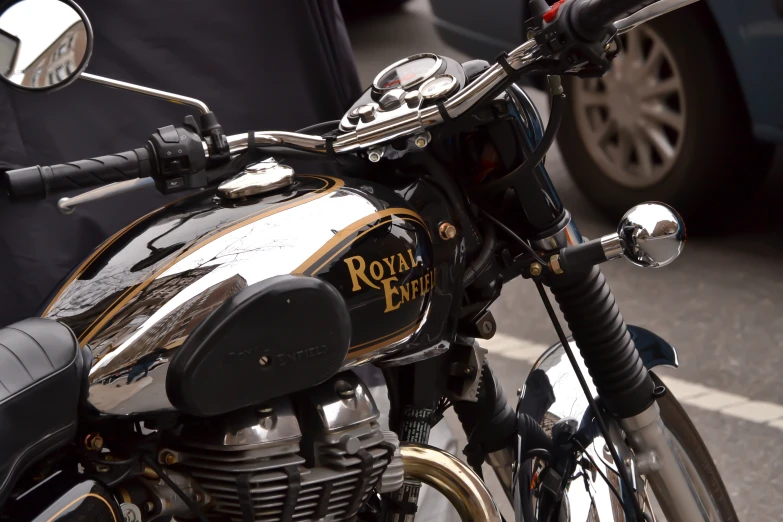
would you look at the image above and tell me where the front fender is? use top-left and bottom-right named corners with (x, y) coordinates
top-left (516, 325), bottom-right (678, 522)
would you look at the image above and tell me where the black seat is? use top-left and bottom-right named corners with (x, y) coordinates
top-left (0, 318), bottom-right (83, 505)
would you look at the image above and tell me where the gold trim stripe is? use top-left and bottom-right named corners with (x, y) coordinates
top-left (348, 310), bottom-right (427, 353)
top-left (46, 493), bottom-right (118, 522)
top-left (292, 207), bottom-right (427, 275)
top-left (347, 320), bottom-right (424, 359)
top-left (77, 176), bottom-right (343, 346)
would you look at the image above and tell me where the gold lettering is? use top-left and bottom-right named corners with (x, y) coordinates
top-left (424, 273), bottom-right (430, 294)
top-left (369, 261), bottom-right (384, 281)
top-left (397, 252), bottom-right (410, 272)
top-left (381, 277), bottom-right (401, 313)
top-left (400, 282), bottom-right (410, 304)
top-left (344, 256), bottom-right (379, 291)
top-left (382, 256), bottom-right (396, 275)
top-left (411, 279), bottom-right (419, 300)
top-left (418, 276), bottom-right (424, 296)
top-left (407, 248), bottom-right (418, 267)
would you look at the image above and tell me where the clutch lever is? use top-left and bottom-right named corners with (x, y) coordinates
top-left (58, 177), bottom-right (154, 214)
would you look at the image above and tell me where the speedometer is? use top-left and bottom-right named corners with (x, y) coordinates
top-left (373, 53), bottom-right (442, 91)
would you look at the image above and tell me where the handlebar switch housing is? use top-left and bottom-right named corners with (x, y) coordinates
top-left (527, 1), bottom-right (617, 78)
top-left (147, 122), bottom-right (207, 194)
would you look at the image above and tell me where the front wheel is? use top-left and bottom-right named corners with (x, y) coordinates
top-left (558, 2), bottom-right (774, 232)
top-left (643, 372), bottom-right (738, 521)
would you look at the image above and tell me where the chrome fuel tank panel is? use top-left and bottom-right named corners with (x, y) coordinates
top-left (45, 175), bottom-right (444, 415)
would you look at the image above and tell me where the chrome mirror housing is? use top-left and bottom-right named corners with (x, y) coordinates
top-left (618, 202), bottom-right (686, 268)
top-left (0, 0), bottom-right (93, 92)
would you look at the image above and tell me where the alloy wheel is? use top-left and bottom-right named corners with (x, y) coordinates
top-left (571, 26), bottom-right (686, 188)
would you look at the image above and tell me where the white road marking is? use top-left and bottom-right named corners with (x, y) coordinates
top-left (482, 333), bottom-right (783, 432)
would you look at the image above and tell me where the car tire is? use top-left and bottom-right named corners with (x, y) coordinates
top-left (558, 2), bottom-right (774, 232)
top-left (339, 0), bottom-right (410, 17)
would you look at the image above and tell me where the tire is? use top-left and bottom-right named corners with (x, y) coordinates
top-left (339, 0), bottom-right (410, 17)
top-left (650, 372), bottom-right (738, 521)
top-left (558, 2), bottom-right (774, 232)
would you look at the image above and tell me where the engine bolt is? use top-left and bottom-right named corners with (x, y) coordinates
top-left (414, 132), bottom-right (431, 148)
top-left (85, 433), bottom-right (104, 451)
top-left (160, 451), bottom-right (178, 465)
top-left (259, 355), bottom-right (271, 366)
top-left (368, 148), bottom-right (384, 163)
top-left (439, 222), bottom-right (457, 241)
top-left (529, 262), bottom-right (543, 276)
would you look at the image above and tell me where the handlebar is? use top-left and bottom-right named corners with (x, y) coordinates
top-left (3, 0), bottom-right (693, 204)
top-left (5, 147), bottom-right (152, 199)
top-left (570, 0), bottom-right (662, 41)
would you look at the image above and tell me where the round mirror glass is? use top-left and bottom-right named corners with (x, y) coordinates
top-left (0, 0), bottom-right (92, 91)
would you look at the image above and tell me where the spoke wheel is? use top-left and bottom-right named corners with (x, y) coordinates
top-left (572, 26), bottom-right (686, 188)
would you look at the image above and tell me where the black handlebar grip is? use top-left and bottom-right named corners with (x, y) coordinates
top-left (569, 0), bottom-right (661, 41)
top-left (5, 146), bottom-right (152, 199)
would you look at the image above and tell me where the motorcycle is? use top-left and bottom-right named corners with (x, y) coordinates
top-left (0, 0), bottom-right (735, 520)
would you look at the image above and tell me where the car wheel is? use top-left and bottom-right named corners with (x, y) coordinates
top-left (558, 2), bottom-right (774, 231)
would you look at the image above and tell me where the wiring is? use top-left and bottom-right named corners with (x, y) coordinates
top-left (480, 209), bottom-right (547, 266)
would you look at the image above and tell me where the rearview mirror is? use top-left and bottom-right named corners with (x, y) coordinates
top-left (0, 0), bottom-right (92, 91)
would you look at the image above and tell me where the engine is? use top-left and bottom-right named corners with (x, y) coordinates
top-left (158, 371), bottom-right (403, 522)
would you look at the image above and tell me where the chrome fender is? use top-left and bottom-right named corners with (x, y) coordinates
top-left (516, 325), bottom-right (678, 522)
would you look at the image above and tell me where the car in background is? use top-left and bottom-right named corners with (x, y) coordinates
top-left (430, 0), bottom-right (783, 229)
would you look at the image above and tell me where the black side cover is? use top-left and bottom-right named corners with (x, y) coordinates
top-left (167, 275), bottom-right (352, 417)
top-left (0, 318), bottom-right (82, 506)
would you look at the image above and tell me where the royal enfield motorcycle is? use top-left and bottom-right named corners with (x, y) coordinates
top-left (0, 0), bottom-right (735, 520)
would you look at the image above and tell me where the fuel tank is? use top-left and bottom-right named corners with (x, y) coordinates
top-left (44, 173), bottom-right (461, 415)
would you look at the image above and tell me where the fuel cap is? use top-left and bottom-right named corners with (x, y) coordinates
top-left (218, 159), bottom-right (294, 199)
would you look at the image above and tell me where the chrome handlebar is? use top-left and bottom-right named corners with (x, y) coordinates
top-left (224, 0), bottom-right (698, 157)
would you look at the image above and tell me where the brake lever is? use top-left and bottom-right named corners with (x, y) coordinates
top-left (614, 0), bottom-right (700, 34)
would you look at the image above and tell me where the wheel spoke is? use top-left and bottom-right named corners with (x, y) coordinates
top-left (642, 102), bottom-right (684, 132)
top-left (640, 42), bottom-right (664, 79)
top-left (611, 129), bottom-right (633, 167)
top-left (641, 121), bottom-right (676, 160)
top-left (579, 90), bottom-right (608, 108)
top-left (632, 129), bottom-right (654, 177)
top-left (639, 77), bottom-right (681, 100)
top-left (594, 117), bottom-right (616, 146)
top-left (625, 29), bottom-right (643, 68)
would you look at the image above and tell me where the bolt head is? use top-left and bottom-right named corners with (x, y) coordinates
top-left (529, 262), bottom-right (543, 276)
top-left (481, 321), bottom-right (493, 334)
top-left (368, 149), bottom-right (383, 163)
top-left (439, 222), bottom-right (457, 240)
top-left (259, 355), bottom-right (271, 366)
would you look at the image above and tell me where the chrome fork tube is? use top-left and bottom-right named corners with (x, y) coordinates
top-left (620, 402), bottom-right (710, 521)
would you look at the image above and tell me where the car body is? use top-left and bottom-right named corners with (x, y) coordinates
top-left (431, 0), bottom-right (783, 229)
top-left (430, 0), bottom-right (783, 143)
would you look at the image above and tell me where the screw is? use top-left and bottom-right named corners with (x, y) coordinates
top-left (481, 320), bottom-right (493, 335)
top-left (335, 379), bottom-right (356, 398)
top-left (526, 29), bottom-right (536, 40)
top-left (85, 433), bottom-right (104, 451)
top-left (259, 355), bottom-right (271, 367)
top-left (368, 148), bottom-right (384, 163)
top-left (529, 262), bottom-right (543, 276)
top-left (439, 222), bottom-right (457, 240)
top-left (463, 367), bottom-right (473, 375)
top-left (414, 132), bottom-right (431, 148)
top-left (257, 405), bottom-right (274, 416)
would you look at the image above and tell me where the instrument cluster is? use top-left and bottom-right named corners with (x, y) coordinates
top-left (339, 53), bottom-right (468, 133)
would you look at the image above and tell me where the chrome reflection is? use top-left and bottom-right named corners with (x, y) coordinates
top-left (517, 335), bottom-right (678, 522)
top-left (80, 187), bottom-right (381, 415)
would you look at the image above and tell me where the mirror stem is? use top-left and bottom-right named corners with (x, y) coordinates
top-left (80, 72), bottom-right (209, 114)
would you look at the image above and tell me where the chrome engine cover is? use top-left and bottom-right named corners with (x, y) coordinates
top-left (165, 371), bottom-right (402, 522)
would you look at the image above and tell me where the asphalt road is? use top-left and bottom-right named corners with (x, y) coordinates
top-left (347, 2), bottom-right (783, 520)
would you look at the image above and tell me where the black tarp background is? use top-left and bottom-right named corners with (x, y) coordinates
top-left (0, 0), bottom-right (362, 325)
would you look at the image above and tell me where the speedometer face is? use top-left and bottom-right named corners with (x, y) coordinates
top-left (373, 54), bottom-right (442, 91)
